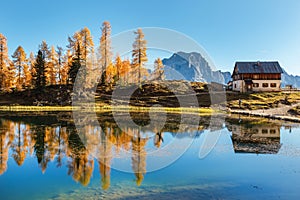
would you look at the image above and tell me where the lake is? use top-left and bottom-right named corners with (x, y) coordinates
top-left (0, 111), bottom-right (300, 200)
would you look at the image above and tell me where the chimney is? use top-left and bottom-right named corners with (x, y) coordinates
top-left (256, 61), bottom-right (261, 67)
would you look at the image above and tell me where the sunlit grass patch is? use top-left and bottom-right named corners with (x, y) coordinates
top-left (228, 91), bottom-right (300, 110)
top-left (0, 104), bottom-right (215, 115)
top-left (0, 106), bottom-right (75, 112)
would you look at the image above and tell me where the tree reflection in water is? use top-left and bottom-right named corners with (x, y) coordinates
top-left (0, 113), bottom-right (288, 189)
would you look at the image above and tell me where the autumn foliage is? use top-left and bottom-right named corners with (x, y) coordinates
top-left (0, 22), bottom-right (165, 92)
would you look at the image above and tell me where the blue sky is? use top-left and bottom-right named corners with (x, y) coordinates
top-left (1, 0), bottom-right (300, 75)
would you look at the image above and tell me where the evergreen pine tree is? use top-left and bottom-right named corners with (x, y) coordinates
top-left (33, 50), bottom-right (46, 89)
top-left (56, 46), bottom-right (64, 85)
top-left (68, 43), bottom-right (82, 84)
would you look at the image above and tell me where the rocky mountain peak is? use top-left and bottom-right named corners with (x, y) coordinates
top-left (162, 52), bottom-right (229, 84)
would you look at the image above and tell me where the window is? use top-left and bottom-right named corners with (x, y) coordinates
top-left (270, 83), bottom-right (277, 88)
top-left (234, 75), bottom-right (240, 80)
top-left (252, 129), bottom-right (259, 134)
top-left (262, 83), bottom-right (269, 87)
top-left (270, 129), bottom-right (276, 134)
top-left (234, 84), bottom-right (237, 88)
top-left (253, 83), bottom-right (259, 88)
top-left (262, 129), bottom-right (268, 134)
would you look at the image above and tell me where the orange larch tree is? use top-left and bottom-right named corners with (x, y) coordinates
top-left (152, 58), bottom-right (165, 81)
top-left (62, 50), bottom-right (72, 84)
top-left (99, 21), bottom-right (112, 84)
top-left (132, 28), bottom-right (148, 86)
top-left (48, 46), bottom-right (58, 85)
top-left (120, 59), bottom-right (131, 85)
top-left (28, 52), bottom-right (36, 87)
top-left (114, 55), bottom-right (122, 81)
top-left (0, 33), bottom-right (14, 91)
top-left (12, 45), bottom-right (27, 90)
top-left (105, 62), bottom-right (116, 84)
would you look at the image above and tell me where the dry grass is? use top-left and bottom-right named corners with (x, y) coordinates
top-left (0, 104), bottom-right (214, 115)
top-left (0, 106), bottom-right (75, 112)
top-left (288, 106), bottom-right (300, 116)
top-left (227, 92), bottom-right (300, 110)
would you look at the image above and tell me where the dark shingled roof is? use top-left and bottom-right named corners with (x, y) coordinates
top-left (234, 61), bottom-right (283, 74)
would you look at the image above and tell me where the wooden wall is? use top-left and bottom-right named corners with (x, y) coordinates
top-left (233, 73), bottom-right (281, 81)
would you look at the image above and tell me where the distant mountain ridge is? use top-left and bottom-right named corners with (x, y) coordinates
top-left (282, 70), bottom-right (300, 88)
top-left (162, 52), bottom-right (300, 88)
top-left (162, 52), bottom-right (228, 84)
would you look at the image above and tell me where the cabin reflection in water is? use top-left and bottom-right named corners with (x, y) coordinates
top-left (228, 122), bottom-right (281, 154)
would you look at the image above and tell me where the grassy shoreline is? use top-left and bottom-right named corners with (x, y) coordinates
top-left (0, 105), bottom-right (214, 115)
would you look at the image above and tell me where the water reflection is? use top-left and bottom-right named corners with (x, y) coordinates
top-left (0, 112), bottom-right (296, 190)
top-left (227, 117), bottom-right (282, 154)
